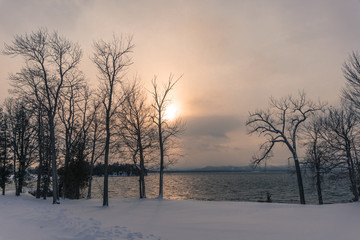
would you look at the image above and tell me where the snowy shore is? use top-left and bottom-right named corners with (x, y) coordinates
top-left (0, 193), bottom-right (358, 240)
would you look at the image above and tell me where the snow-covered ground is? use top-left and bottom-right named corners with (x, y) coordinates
top-left (0, 193), bottom-right (358, 240)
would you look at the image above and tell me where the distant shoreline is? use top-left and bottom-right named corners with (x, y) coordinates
top-left (161, 170), bottom-right (293, 173)
top-left (155, 165), bottom-right (294, 173)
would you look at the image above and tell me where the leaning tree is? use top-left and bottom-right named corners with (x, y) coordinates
top-left (246, 91), bottom-right (325, 204)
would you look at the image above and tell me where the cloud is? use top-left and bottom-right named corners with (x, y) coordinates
top-left (3, 0), bottom-right (360, 168)
top-left (184, 115), bottom-right (242, 139)
top-left (0, 1), bottom-right (83, 35)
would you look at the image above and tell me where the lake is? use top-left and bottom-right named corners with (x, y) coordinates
top-left (90, 172), bottom-right (354, 204)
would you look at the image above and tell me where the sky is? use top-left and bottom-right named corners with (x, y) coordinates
top-left (1, 0), bottom-right (360, 168)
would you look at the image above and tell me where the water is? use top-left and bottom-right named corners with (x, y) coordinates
top-left (90, 172), bottom-right (354, 204)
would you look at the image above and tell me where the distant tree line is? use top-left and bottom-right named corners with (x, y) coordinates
top-left (0, 29), bottom-right (184, 205)
top-left (247, 51), bottom-right (360, 205)
top-left (91, 162), bottom-right (146, 177)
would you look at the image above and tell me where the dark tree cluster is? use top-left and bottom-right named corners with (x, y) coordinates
top-left (1, 29), bottom-right (184, 205)
top-left (247, 51), bottom-right (360, 204)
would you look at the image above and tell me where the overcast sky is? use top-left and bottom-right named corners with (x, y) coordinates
top-left (1, 0), bottom-right (360, 168)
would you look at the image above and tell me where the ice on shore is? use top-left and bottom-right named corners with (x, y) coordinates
top-left (0, 193), bottom-right (358, 240)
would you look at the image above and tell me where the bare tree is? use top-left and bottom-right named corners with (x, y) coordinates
top-left (3, 29), bottom-right (82, 204)
top-left (4, 99), bottom-right (37, 196)
top-left (246, 91), bottom-right (325, 204)
top-left (118, 81), bottom-right (156, 198)
top-left (72, 86), bottom-right (100, 199)
top-left (58, 72), bottom-right (86, 199)
top-left (342, 51), bottom-right (360, 112)
top-left (303, 115), bottom-right (335, 205)
top-left (150, 75), bottom-right (184, 199)
top-left (336, 51), bottom-right (360, 201)
top-left (86, 98), bottom-right (105, 199)
top-left (321, 105), bottom-right (360, 201)
top-left (92, 36), bottom-right (134, 206)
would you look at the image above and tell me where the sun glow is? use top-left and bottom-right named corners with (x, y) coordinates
top-left (164, 103), bottom-right (179, 121)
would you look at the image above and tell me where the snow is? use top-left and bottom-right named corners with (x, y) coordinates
top-left (0, 193), bottom-right (358, 240)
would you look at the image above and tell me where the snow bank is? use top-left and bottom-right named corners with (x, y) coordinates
top-left (0, 193), bottom-right (358, 240)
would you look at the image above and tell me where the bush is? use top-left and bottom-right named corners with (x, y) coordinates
top-left (59, 159), bottom-right (90, 199)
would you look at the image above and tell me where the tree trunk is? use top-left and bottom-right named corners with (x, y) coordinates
top-left (139, 170), bottom-right (146, 199)
top-left (36, 113), bottom-right (44, 199)
top-left (139, 138), bottom-right (146, 199)
top-left (62, 131), bottom-right (71, 200)
top-left (1, 155), bottom-right (5, 195)
top-left (13, 144), bottom-right (18, 197)
top-left (141, 174), bottom-right (146, 198)
top-left (315, 163), bottom-right (323, 205)
top-left (2, 123), bottom-right (8, 196)
top-left (43, 160), bottom-right (50, 200)
top-left (17, 161), bottom-right (26, 196)
top-left (346, 143), bottom-right (359, 201)
top-left (348, 165), bottom-right (359, 201)
top-left (75, 181), bottom-right (80, 200)
top-left (43, 147), bottom-right (51, 199)
top-left (36, 162), bottom-right (43, 199)
top-left (87, 166), bottom-right (94, 199)
top-left (293, 155), bottom-right (306, 204)
top-left (103, 114), bottom-right (110, 206)
top-left (158, 117), bottom-right (164, 199)
top-left (103, 81), bottom-right (114, 207)
top-left (139, 176), bottom-right (142, 198)
top-left (49, 116), bottom-right (59, 204)
top-left (87, 126), bottom-right (97, 199)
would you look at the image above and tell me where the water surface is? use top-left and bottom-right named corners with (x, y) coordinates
top-left (90, 172), bottom-right (353, 204)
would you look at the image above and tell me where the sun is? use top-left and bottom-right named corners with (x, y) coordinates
top-left (164, 103), bottom-right (179, 121)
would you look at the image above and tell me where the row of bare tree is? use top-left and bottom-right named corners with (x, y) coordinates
top-left (247, 52), bottom-right (360, 204)
top-left (0, 29), bottom-right (184, 206)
